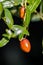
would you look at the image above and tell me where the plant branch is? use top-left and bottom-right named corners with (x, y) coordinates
top-left (35, 10), bottom-right (43, 21)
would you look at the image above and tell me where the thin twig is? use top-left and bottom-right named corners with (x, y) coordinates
top-left (35, 10), bottom-right (43, 21)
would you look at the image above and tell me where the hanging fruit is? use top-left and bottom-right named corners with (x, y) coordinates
top-left (19, 6), bottom-right (25, 19)
top-left (20, 38), bottom-right (31, 53)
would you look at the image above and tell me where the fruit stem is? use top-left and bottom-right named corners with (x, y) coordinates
top-left (21, 0), bottom-right (24, 6)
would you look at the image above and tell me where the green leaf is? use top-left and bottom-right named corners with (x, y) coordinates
top-left (18, 33), bottom-right (24, 41)
top-left (24, 6), bottom-right (31, 28)
top-left (27, 0), bottom-right (35, 4)
top-left (14, 0), bottom-right (22, 5)
top-left (4, 8), bottom-right (14, 29)
top-left (0, 2), bottom-right (3, 18)
top-left (3, 33), bottom-right (11, 39)
top-left (28, 0), bottom-right (41, 13)
top-left (31, 14), bottom-right (40, 22)
top-left (3, 29), bottom-right (14, 39)
top-left (40, 0), bottom-right (43, 13)
top-left (0, 0), bottom-right (5, 2)
top-left (0, 38), bottom-right (9, 47)
top-left (3, 1), bottom-right (14, 8)
top-left (11, 25), bottom-right (29, 36)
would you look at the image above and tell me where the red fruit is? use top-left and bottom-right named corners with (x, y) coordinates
top-left (20, 38), bottom-right (31, 53)
top-left (19, 6), bottom-right (25, 19)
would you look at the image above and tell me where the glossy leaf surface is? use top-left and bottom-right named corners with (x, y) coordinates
top-left (0, 38), bottom-right (9, 47)
top-left (4, 8), bottom-right (14, 29)
top-left (11, 25), bottom-right (29, 36)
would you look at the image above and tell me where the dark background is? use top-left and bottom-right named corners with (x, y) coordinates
top-left (0, 5), bottom-right (43, 65)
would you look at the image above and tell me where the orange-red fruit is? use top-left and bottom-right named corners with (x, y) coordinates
top-left (20, 38), bottom-right (31, 53)
top-left (20, 6), bottom-right (25, 19)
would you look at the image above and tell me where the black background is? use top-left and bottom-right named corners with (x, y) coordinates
top-left (0, 5), bottom-right (43, 65)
